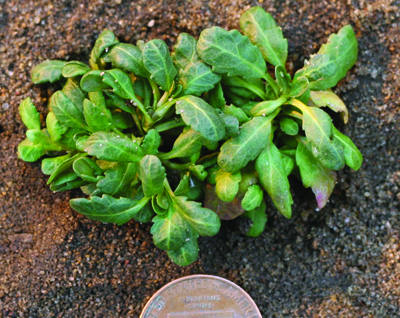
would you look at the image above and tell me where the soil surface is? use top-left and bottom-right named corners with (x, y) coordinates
top-left (1, 0), bottom-right (399, 317)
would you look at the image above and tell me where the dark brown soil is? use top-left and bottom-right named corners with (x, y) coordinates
top-left (1, 1), bottom-right (399, 317)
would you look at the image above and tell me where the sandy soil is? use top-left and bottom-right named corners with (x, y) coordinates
top-left (0, 0), bottom-right (399, 317)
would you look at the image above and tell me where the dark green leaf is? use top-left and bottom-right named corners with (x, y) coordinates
top-left (256, 137), bottom-right (293, 218)
top-left (174, 175), bottom-right (190, 197)
top-left (172, 33), bottom-right (200, 70)
top-left (62, 61), bottom-right (91, 78)
top-left (241, 184), bottom-right (263, 211)
top-left (242, 200), bottom-right (267, 237)
top-left (197, 27), bottom-right (267, 79)
top-left (104, 91), bottom-right (132, 113)
top-left (19, 97), bottom-right (41, 130)
top-left (141, 129), bottom-right (161, 155)
top-left (80, 70), bottom-right (110, 92)
top-left (178, 61), bottom-right (221, 96)
top-left (215, 169), bottom-right (241, 202)
top-left (69, 194), bottom-right (150, 225)
top-left (207, 82), bottom-right (225, 109)
top-left (84, 132), bottom-right (144, 162)
top-left (50, 91), bottom-right (86, 129)
top-left (223, 104), bottom-right (250, 125)
top-left (111, 111), bottom-right (134, 129)
top-left (332, 126), bottom-right (363, 170)
top-left (138, 155), bottom-right (166, 197)
top-left (279, 117), bottom-right (299, 135)
top-left (222, 75), bottom-right (265, 99)
top-left (218, 114), bottom-right (276, 173)
top-left (31, 60), bottom-right (66, 84)
top-left (97, 162), bottom-right (138, 197)
top-left (51, 178), bottom-right (88, 192)
top-left (275, 65), bottom-right (291, 95)
top-left (240, 6), bottom-right (288, 66)
top-left (58, 128), bottom-right (85, 150)
top-left (143, 39), bottom-right (177, 91)
top-left (106, 43), bottom-right (149, 78)
top-left (176, 95), bottom-right (225, 142)
top-left (296, 137), bottom-right (337, 209)
top-left (220, 113), bottom-right (239, 138)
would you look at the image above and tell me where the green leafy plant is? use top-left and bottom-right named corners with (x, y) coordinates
top-left (17, 7), bottom-right (362, 266)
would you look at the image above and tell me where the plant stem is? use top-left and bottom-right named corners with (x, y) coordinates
top-left (149, 78), bottom-right (161, 108)
top-left (262, 72), bottom-right (280, 98)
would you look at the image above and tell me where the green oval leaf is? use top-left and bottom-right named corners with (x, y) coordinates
top-left (80, 70), bottom-right (110, 92)
top-left (62, 61), bottom-right (91, 78)
top-left (215, 169), bottom-right (241, 202)
top-left (31, 60), bottom-right (66, 84)
top-left (138, 155), bottom-right (166, 197)
top-left (241, 184), bottom-right (263, 211)
top-left (97, 162), bottom-right (138, 197)
top-left (50, 91), bottom-right (86, 129)
top-left (197, 27), bottom-right (266, 79)
top-left (19, 97), bottom-right (41, 130)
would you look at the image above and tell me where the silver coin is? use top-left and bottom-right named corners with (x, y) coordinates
top-left (140, 274), bottom-right (262, 318)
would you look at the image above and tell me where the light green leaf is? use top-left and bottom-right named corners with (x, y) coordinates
top-left (197, 27), bottom-right (267, 79)
top-left (290, 99), bottom-right (345, 170)
top-left (97, 162), bottom-right (138, 197)
top-left (312, 25), bottom-right (358, 90)
top-left (72, 157), bottom-right (104, 183)
top-left (138, 155), bottom-right (166, 197)
top-left (19, 97), bottom-right (41, 130)
top-left (151, 207), bottom-right (187, 251)
top-left (240, 6), bottom-right (288, 66)
top-left (332, 126), bottom-right (363, 171)
top-left (26, 129), bottom-right (62, 151)
top-left (219, 113), bottom-right (239, 138)
top-left (218, 114), bottom-right (276, 173)
top-left (275, 65), bottom-right (291, 95)
top-left (159, 128), bottom-right (203, 160)
top-left (69, 194), bottom-right (150, 225)
top-left (62, 61), bottom-right (91, 78)
top-left (249, 96), bottom-right (286, 117)
top-left (41, 153), bottom-right (72, 175)
top-left (215, 169), bottom-right (241, 202)
top-left (31, 60), bottom-right (66, 84)
top-left (172, 196), bottom-right (220, 236)
top-left (84, 132), bottom-right (144, 162)
top-left (62, 77), bottom-right (86, 111)
top-left (102, 68), bottom-right (135, 100)
top-left (167, 230), bottom-right (199, 266)
top-left (256, 137), bottom-right (293, 218)
top-left (17, 139), bottom-right (45, 162)
top-left (174, 175), bottom-right (190, 197)
top-left (176, 95), bottom-right (225, 142)
top-left (143, 39), bottom-right (177, 91)
top-left (83, 99), bottom-right (112, 132)
top-left (47, 153), bottom-right (88, 184)
top-left (294, 54), bottom-right (337, 89)
top-left (310, 89), bottom-right (349, 123)
top-left (91, 30), bottom-right (116, 61)
top-left (106, 43), bottom-right (149, 78)
top-left (241, 184), bottom-right (263, 211)
top-left (288, 76), bottom-right (309, 98)
top-left (296, 137), bottom-right (337, 209)
top-left (188, 164), bottom-right (208, 181)
top-left (50, 91), bottom-right (86, 129)
top-left (242, 200), bottom-right (267, 237)
top-left (207, 82), bottom-right (225, 109)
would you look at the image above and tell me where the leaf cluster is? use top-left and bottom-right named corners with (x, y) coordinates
top-left (18, 8), bottom-right (362, 266)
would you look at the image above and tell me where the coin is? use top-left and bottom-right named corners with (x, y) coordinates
top-left (140, 274), bottom-right (262, 318)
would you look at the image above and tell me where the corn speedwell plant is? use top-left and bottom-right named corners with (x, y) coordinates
top-left (18, 7), bottom-right (362, 266)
